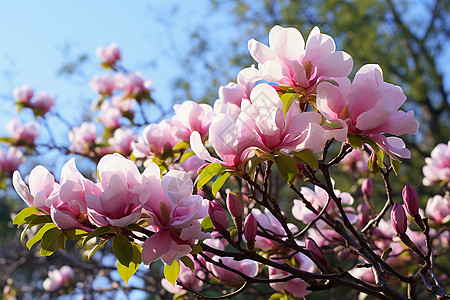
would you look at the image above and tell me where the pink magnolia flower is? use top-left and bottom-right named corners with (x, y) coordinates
top-left (140, 167), bottom-right (209, 265)
top-left (13, 85), bottom-right (34, 104)
top-left (89, 74), bottom-right (115, 96)
top-left (242, 25), bottom-right (353, 91)
top-left (207, 256), bottom-right (259, 287)
top-left (317, 64), bottom-right (419, 159)
top-left (172, 101), bottom-right (214, 141)
top-left (108, 127), bottom-right (136, 155)
top-left (292, 180), bottom-right (356, 224)
top-left (32, 92), bottom-right (55, 115)
top-left (13, 165), bottom-right (60, 214)
top-left (132, 120), bottom-right (180, 158)
top-left (114, 72), bottom-right (151, 100)
top-left (238, 83), bottom-right (346, 153)
top-left (6, 119), bottom-right (39, 145)
top-left (190, 113), bottom-right (257, 171)
top-left (43, 266), bottom-right (74, 292)
top-left (99, 101), bottom-right (121, 128)
top-left (252, 208), bottom-right (298, 251)
top-left (425, 194), bottom-right (450, 224)
top-left (0, 147), bottom-right (24, 174)
top-left (85, 154), bottom-right (142, 228)
top-left (269, 252), bottom-right (315, 298)
top-left (422, 141), bottom-right (450, 186)
top-left (349, 266), bottom-right (376, 285)
top-left (96, 43), bottom-right (121, 65)
top-left (111, 96), bottom-right (136, 115)
top-left (69, 122), bottom-right (97, 155)
top-left (340, 149), bottom-right (370, 174)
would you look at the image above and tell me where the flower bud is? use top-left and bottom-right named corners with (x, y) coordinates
top-left (402, 184), bottom-right (419, 217)
top-left (208, 200), bottom-right (228, 233)
top-left (305, 237), bottom-right (323, 261)
top-left (226, 192), bottom-right (243, 218)
top-left (391, 202), bottom-right (407, 234)
top-left (357, 202), bottom-right (371, 228)
top-left (361, 178), bottom-right (372, 197)
top-left (244, 213), bottom-right (257, 242)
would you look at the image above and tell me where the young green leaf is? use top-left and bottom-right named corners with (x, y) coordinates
top-left (179, 256), bottom-right (195, 273)
top-left (201, 216), bottom-right (214, 233)
top-left (117, 243), bottom-right (142, 284)
top-left (197, 163), bottom-right (223, 190)
top-left (39, 227), bottom-right (62, 256)
top-left (347, 134), bottom-right (364, 149)
top-left (25, 223), bottom-right (57, 249)
top-left (13, 207), bottom-right (38, 226)
top-left (113, 234), bottom-right (133, 267)
top-left (211, 172), bottom-right (230, 196)
top-left (190, 244), bottom-right (202, 255)
top-left (291, 150), bottom-right (318, 169)
top-left (83, 226), bottom-right (113, 246)
top-left (87, 239), bottom-right (108, 260)
top-left (275, 154), bottom-right (297, 185)
top-left (391, 158), bottom-right (401, 175)
top-left (164, 260), bottom-right (181, 286)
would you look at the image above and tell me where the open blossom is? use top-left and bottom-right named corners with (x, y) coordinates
top-left (13, 85), bottom-right (34, 104)
top-left (426, 194), bottom-right (450, 224)
top-left (32, 92), bottom-right (55, 115)
top-left (140, 167), bottom-right (209, 265)
top-left (0, 147), bottom-right (24, 174)
top-left (114, 72), bottom-right (151, 99)
top-left (68, 122), bottom-right (97, 154)
top-left (96, 42), bottom-right (121, 65)
top-left (207, 256), bottom-right (259, 287)
top-left (422, 141), bottom-right (450, 186)
top-left (132, 120), bottom-right (180, 159)
top-left (238, 83), bottom-right (346, 153)
top-left (108, 127), bottom-right (136, 155)
top-left (317, 64), bottom-right (419, 159)
top-left (85, 154), bottom-right (142, 228)
top-left (269, 252), bottom-right (315, 298)
top-left (242, 25), bottom-right (353, 91)
top-left (43, 266), bottom-right (74, 292)
top-left (99, 101), bottom-right (121, 128)
top-left (340, 148), bottom-right (370, 174)
top-left (90, 74), bottom-right (115, 95)
top-left (6, 119), bottom-right (39, 145)
top-left (172, 101), bottom-right (214, 141)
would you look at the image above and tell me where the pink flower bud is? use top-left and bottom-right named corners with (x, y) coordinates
top-left (33, 92), bottom-right (55, 115)
top-left (96, 43), bottom-right (121, 65)
top-left (402, 184), bottom-right (419, 216)
top-left (13, 85), bottom-right (34, 104)
top-left (244, 212), bottom-right (257, 242)
top-left (208, 200), bottom-right (228, 232)
top-left (357, 202), bottom-right (371, 228)
top-left (391, 202), bottom-right (407, 234)
top-left (361, 178), bottom-right (372, 197)
top-left (226, 192), bottom-right (243, 218)
top-left (305, 237), bottom-right (323, 261)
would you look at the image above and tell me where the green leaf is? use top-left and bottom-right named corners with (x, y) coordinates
top-left (87, 238), bottom-right (108, 260)
top-left (280, 93), bottom-right (297, 117)
top-left (190, 244), bottom-right (202, 255)
top-left (211, 172), bottom-right (230, 196)
top-left (275, 154), bottom-right (297, 185)
top-left (58, 233), bottom-right (66, 250)
top-left (117, 243), bottom-right (142, 284)
top-left (197, 163), bottom-right (223, 190)
top-left (13, 207), bottom-right (38, 226)
top-left (381, 247), bottom-right (392, 260)
top-left (376, 148), bottom-right (385, 169)
top-left (0, 137), bottom-right (15, 145)
top-left (113, 234), bottom-right (133, 267)
top-left (83, 226), bottom-right (113, 246)
top-left (173, 140), bottom-right (190, 151)
top-left (20, 215), bottom-right (54, 242)
top-left (291, 150), bottom-right (318, 169)
top-left (40, 227), bottom-right (62, 256)
top-left (269, 293), bottom-right (285, 300)
top-left (248, 153), bottom-right (275, 175)
top-left (164, 260), bottom-right (181, 286)
top-left (201, 216), bottom-right (213, 233)
top-left (179, 256), bottom-right (195, 272)
top-left (348, 134), bottom-right (364, 149)
top-left (25, 223), bottom-right (57, 249)
top-left (391, 158), bottom-right (401, 175)
top-left (180, 150), bottom-right (195, 163)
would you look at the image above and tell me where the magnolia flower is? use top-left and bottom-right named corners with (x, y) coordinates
top-left (6, 119), bottom-right (39, 145)
top-left (114, 72), bottom-right (151, 100)
top-left (108, 127), bottom-right (136, 155)
top-left (207, 256), bottom-right (259, 287)
top-left (422, 141), bottom-right (450, 186)
top-left (32, 92), bottom-right (55, 115)
top-left (89, 74), bottom-right (115, 96)
top-left (242, 25), bottom-right (353, 91)
top-left (161, 258), bottom-right (205, 294)
top-left (68, 122), bottom-right (97, 155)
top-left (43, 266), bottom-right (74, 292)
top-left (172, 100), bottom-right (215, 141)
top-left (99, 101), bottom-right (121, 128)
top-left (140, 167), bottom-right (209, 265)
top-left (96, 42), bottom-right (121, 65)
top-left (317, 64), bottom-right (419, 159)
top-left (0, 147), bottom-right (23, 174)
top-left (13, 85), bottom-right (34, 104)
top-left (425, 194), bottom-right (450, 224)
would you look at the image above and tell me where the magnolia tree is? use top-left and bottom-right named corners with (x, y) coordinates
top-left (1, 26), bottom-right (450, 300)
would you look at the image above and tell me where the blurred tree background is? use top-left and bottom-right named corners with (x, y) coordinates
top-left (1, 0), bottom-right (449, 298)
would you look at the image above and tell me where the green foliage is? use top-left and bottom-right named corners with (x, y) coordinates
top-left (275, 154), bottom-right (297, 185)
top-left (197, 162), bottom-right (223, 190)
top-left (113, 234), bottom-right (133, 267)
top-left (164, 260), bottom-right (181, 286)
top-left (117, 243), bottom-right (142, 284)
